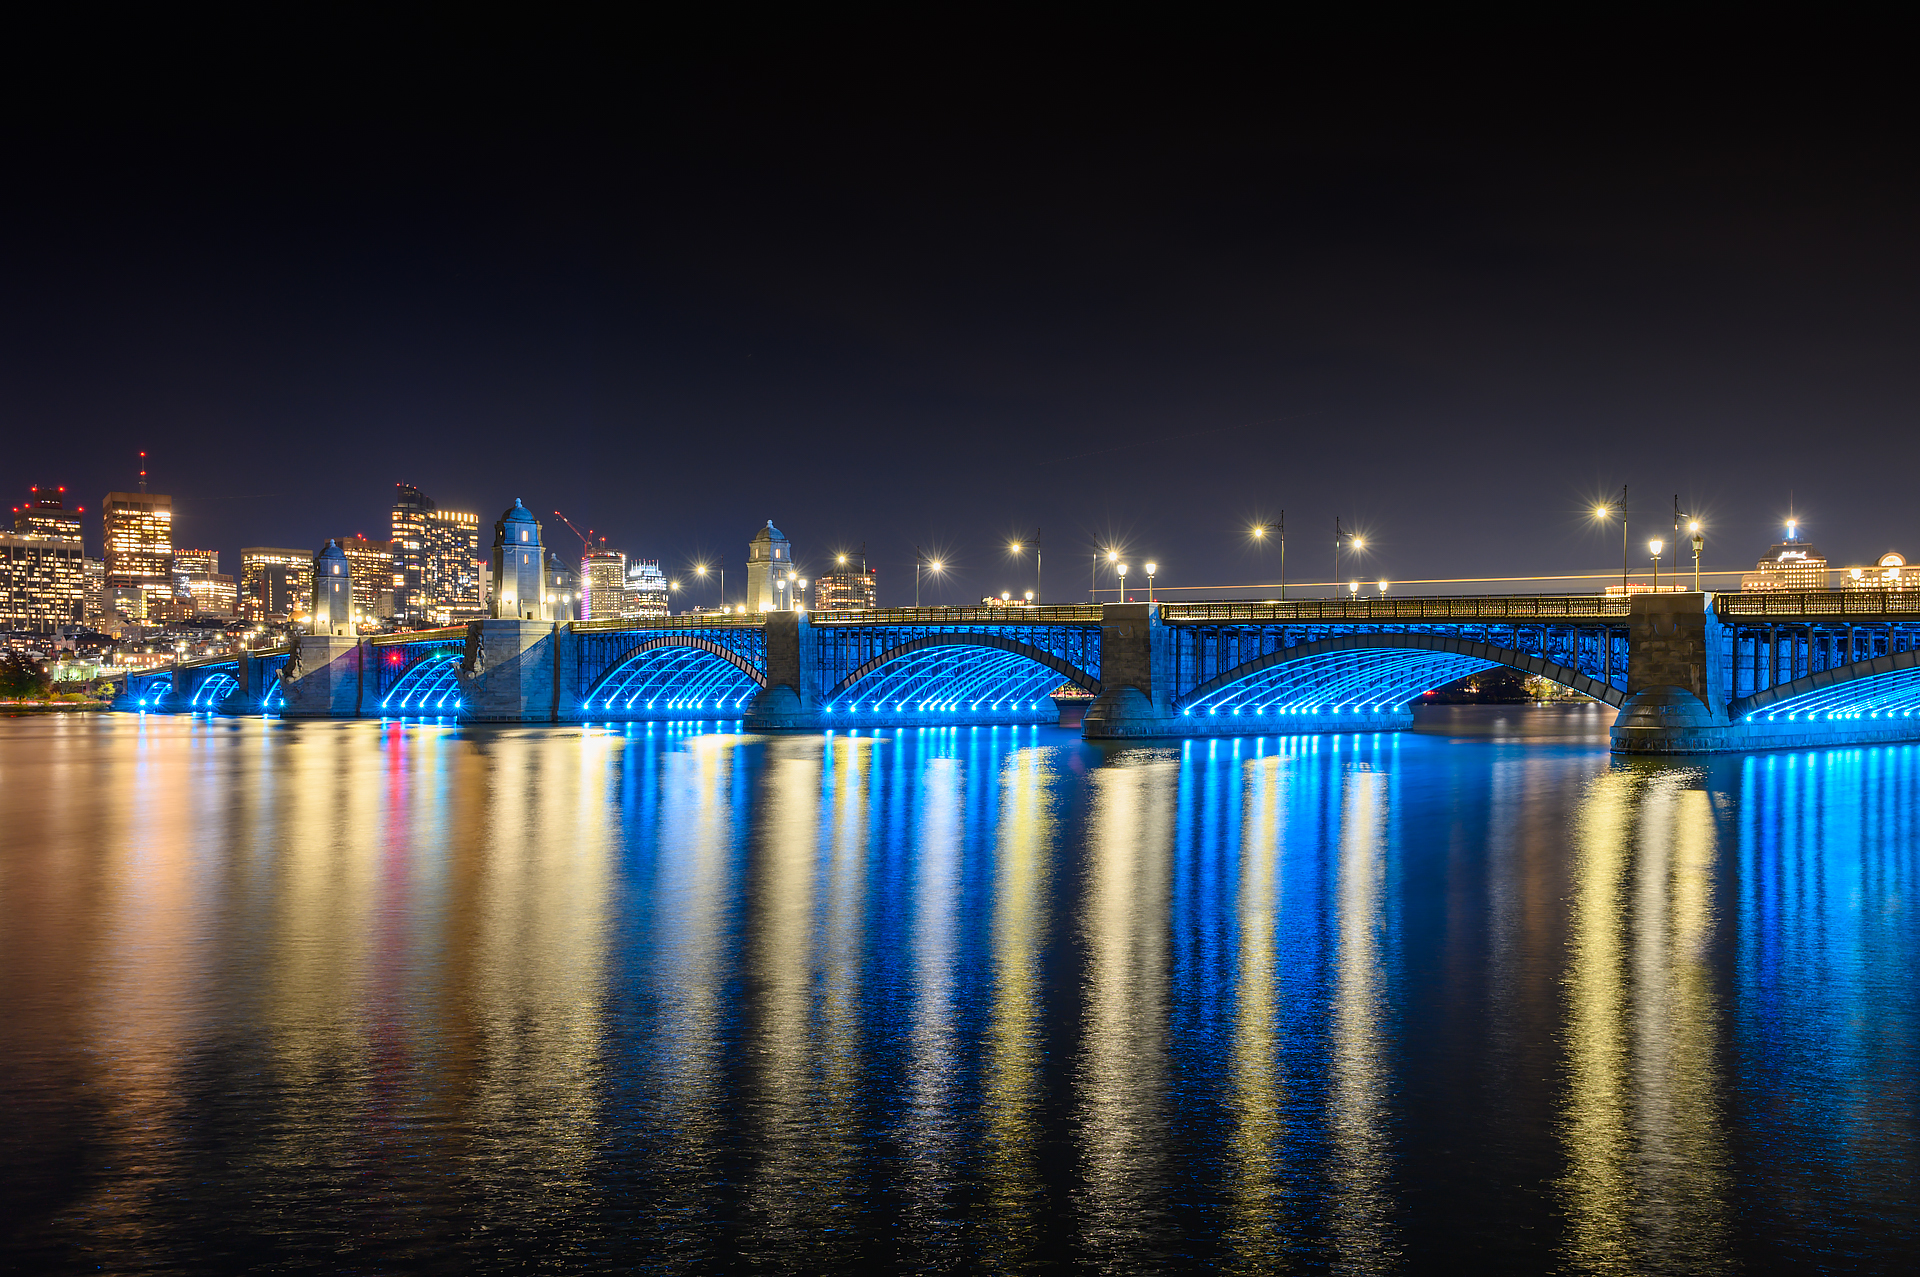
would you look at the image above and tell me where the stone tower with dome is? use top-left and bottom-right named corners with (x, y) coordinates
top-left (746, 520), bottom-right (794, 612)
top-left (490, 499), bottom-right (546, 619)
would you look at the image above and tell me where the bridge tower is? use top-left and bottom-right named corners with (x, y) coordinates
top-left (745, 520), bottom-right (794, 613)
top-left (311, 539), bottom-right (354, 635)
top-left (491, 499), bottom-right (546, 620)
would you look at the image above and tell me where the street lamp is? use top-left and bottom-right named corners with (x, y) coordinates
top-left (1145, 561), bottom-right (1157, 603)
top-left (1595, 486), bottom-right (1629, 595)
top-left (1378, 579), bottom-right (1389, 596)
top-left (1010, 531), bottom-right (1041, 603)
top-left (1650, 539), bottom-right (1664, 592)
top-left (798, 578), bottom-right (809, 612)
top-left (915, 549), bottom-right (943, 606)
top-left (1348, 580), bottom-right (1360, 598)
top-left (1250, 514), bottom-right (1286, 599)
top-left (1689, 520), bottom-right (1704, 592)
top-left (1116, 563), bottom-right (1128, 601)
top-left (1334, 519), bottom-right (1364, 599)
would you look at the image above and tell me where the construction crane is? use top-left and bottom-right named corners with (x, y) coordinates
top-left (553, 511), bottom-right (593, 559)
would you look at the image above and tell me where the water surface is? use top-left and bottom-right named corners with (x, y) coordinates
top-left (1, 706), bottom-right (1914, 1271)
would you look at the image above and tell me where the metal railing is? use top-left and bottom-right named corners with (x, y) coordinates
top-left (368, 626), bottom-right (468, 646)
top-left (808, 605), bottom-right (1105, 625)
top-left (571, 612), bottom-right (770, 633)
top-left (1159, 595), bottom-right (1632, 622)
top-left (1715, 590), bottom-right (1920, 618)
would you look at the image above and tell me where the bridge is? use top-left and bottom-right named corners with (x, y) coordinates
top-left (116, 591), bottom-right (1920, 754)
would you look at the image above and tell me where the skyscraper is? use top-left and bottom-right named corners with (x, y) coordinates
top-left (14, 486), bottom-right (83, 543)
top-left (623, 559), bottom-right (669, 620)
top-left (391, 484), bottom-right (482, 625)
top-left (583, 549), bottom-right (627, 620)
top-left (102, 489), bottom-right (174, 615)
top-left (241, 547), bottom-right (313, 620)
top-left (172, 549), bottom-right (236, 618)
top-left (813, 549), bottom-right (877, 611)
top-left (337, 535), bottom-right (394, 623)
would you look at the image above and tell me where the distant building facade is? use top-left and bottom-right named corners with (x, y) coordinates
top-left (1, 487), bottom-right (87, 630)
top-left (241, 547), bottom-right (313, 621)
top-left (745, 521), bottom-right (795, 612)
top-left (102, 490), bottom-right (174, 617)
top-left (1843, 551), bottom-right (1912, 590)
top-left (337, 535), bottom-right (394, 623)
top-left (814, 559), bottom-right (877, 611)
top-left (391, 484), bottom-right (482, 625)
top-left (1741, 536), bottom-right (1829, 592)
top-left (583, 549), bottom-right (626, 620)
top-left (624, 559), bottom-right (670, 620)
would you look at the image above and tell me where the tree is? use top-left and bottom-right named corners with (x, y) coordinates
top-left (0, 650), bottom-right (50, 699)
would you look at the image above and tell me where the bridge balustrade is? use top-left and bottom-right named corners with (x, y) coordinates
top-left (1162, 595), bottom-right (1630, 622)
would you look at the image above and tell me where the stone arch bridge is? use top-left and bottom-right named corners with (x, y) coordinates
top-left (118, 592), bottom-right (1920, 754)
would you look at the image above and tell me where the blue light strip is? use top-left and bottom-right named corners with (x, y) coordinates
top-left (1182, 649), bottom-right (1500, 715)
top-left (591, 646), bottom-right (761, 714)
top-left (1758, 665), bottom-right (1920, 721)
top-left (829, 647), bottom-right (1064, 713)
top-left (381, 651), bottom-right (465, 713)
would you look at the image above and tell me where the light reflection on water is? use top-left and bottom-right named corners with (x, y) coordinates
top-left (0, 708), bottom-right (1915, 1272)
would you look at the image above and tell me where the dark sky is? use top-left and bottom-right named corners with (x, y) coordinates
top-left (5, 19), bottom-right (1916, 604)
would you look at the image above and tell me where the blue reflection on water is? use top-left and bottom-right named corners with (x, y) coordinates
top-left (0, 707), bottom-right (1913, 1272)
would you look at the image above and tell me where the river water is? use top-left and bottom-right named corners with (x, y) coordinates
top-left (0, 706), bottom-right (1914, 1272)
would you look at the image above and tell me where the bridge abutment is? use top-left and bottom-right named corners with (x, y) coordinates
top-left (745, 613), bottom-right (820, 729)
top-left (457, 619), bottom-right (563, 722)
top-left (1083, 604), bottom-right (1177, 738)
top-left (280, 635), bottom-right (364, 718)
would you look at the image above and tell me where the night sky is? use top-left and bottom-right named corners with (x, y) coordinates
top-left (5, 21), bottom-right (1916, 605)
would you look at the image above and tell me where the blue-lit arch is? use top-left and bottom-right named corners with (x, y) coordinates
top-left (262, 678), bottom-right (285, 711)
top-left (586, 640), bottom-right (765, 716)
top-left (1177, 633), bottom-right (1620, 718)
top-left (380, 650), bottom-right (464, 715)
top-left (1737, 649), bottom-right (1920, 724)
top-left (827, 642), bottom-right (1087, 715)
top-left (190, 671), bottom-right (239, 709)
top-left (134, 675), bottom-right (173, 708)
top-left (827, 634), bottom-right (1100, 705)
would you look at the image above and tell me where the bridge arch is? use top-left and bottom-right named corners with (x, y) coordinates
top-left (189, 671), bottom-right (239, 709)
top-left (1177, 632), bottom-right (1623, 716)
top-left (585, 636), bottom-right (767, 716)
top-left (825, 634), bottom-right (1101, 713)
top-left (1732, 647), bottom-right (1920, 723)
top-left (379, 649), bottom-right (465, 715)
top-left (132, 674), bottom-right (173, 707)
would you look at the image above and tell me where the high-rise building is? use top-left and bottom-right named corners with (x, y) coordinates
top-left (14, 486), bottom-right (84, 544)
top-left (745, 521), bottom-right (795, 612)
top-left (83, 558), bottom-right (105, 620)
top-left (0, 533), bottom-right (88, 630)
top-left (583, 549), bottom-right (626, 620)
top-left (337, 535), bottom-right (394, 623)
top-left (623, 559), bottom-right (670, 620)
top-left (241, 547), bottom-right (313, 620)
top-left (102, 489), bottom-right (174, 615)
top-left (172, 549), bottom-right (236, 618)
top-left (813, 550), bottom-right (877, 611)
top-left (1741, 526), bottom-right (1829, 592)
top-left (391, 484), bottom-right (482, 625)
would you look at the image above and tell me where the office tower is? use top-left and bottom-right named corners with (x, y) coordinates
top-left (0, 534), bottom-right (88, 630)
top-left (14, 486), bottom-right (84, 543)
top-left (102, 489), bottom-right (174, 614)
top-left (391, 484), bottom-right (482, 624)
top-left (337, 535), bottom-right (394, 623)
top-left (623, 559), bottom-right (669, 620)
top-left (241, 547), bottom-right (313, 620)
top-left (172, 548), bottom-right (236, 618)
top-left (583, 549), bottom-right (626, 620)
top-left (813, 550), bottom-right (878, 611)
top-left (745, 520), bottom-right (794, 612)
top-left (1740, 528), bottom-right (1829, 592)
top-left (83, 558), bottom-right (105, 620)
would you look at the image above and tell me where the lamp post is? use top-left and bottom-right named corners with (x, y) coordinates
top-left (1116, 563), bottom-right (1128, 601)
top-left (1250, 514), bottom-right (1286, 599)
top-left (915, 549), bottom-right (943, 606)
top-left (1378, 579), bottom-right (1389, 597)
top-left (1010, 531), bottom-right (1041, 603)
top-left (1690, 521), bottom-right (1704, 591)
top-left (1650, 539), bottom-right (1664, 593)
top-left (1594, 486), bottom-right (1628, 595)
top-left (1145, 561), bottom-right (1157, 603)
top-left (1334, 519), bottom-right (1364, 599)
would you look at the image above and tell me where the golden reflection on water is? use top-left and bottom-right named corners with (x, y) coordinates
top-left (1562, 768), bottom-right (1729, 1273)
top-left (1223, 752), bottom-right (1287, 1270)
top-left (1329, 766), bottom-right (1396, 1270)
top-left (649, 732), bottom-right (741, 1212)
top-left (980, 744), bottom-right (1054, 1268)
top-left (904, 747), bottom-right (962, 1213)
top-left (1077, 752), bottom-right (1175, 1265)
top-left (745, 738), bottom-right (824, 1247)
